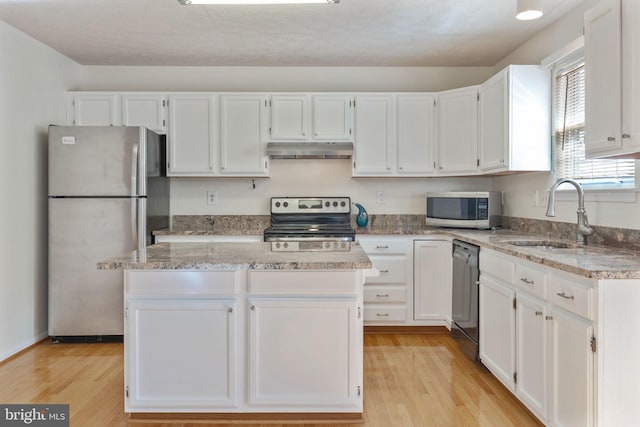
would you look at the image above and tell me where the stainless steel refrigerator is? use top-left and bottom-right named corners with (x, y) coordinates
top-left (48, 126), bottom-right (169, 340)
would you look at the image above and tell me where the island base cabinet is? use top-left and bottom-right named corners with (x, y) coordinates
top-left (248, 299), bottom-right (362, 410)
top-left (125, 300), bottom-right (237, 412)
top-left (549, 307), bottom-right (594, 427)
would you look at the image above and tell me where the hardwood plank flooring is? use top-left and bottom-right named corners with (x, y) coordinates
top-left (0, 333), bottom-right (542, 427)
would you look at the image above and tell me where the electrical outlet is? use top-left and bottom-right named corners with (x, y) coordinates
top-left (541, 190), bottom-right (550, 203)
top-left (207, 190), bottom-right (217, 205)
top-left (377, 191), bottom-right (384, 204)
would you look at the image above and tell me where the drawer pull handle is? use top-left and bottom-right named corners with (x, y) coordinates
top-left (545, 315), bottom-right (553, 320)
top-left (376, 313), bottom-right (390, 317)
top-left (376, 294), bottom-right (389, 298)
top-left (379, 269), bottom-right (390, 273)
top-left (535, 311), bottom-right (543, 316)
top-left (376, 245), bottom-right (389, 249)
top-left (520, 277), bottom-right (534, 285)
top-left (557, 292), bottom-right (575, 300)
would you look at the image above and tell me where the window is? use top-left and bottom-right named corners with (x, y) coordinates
top-left (554, 57), bottom-right (635, 189)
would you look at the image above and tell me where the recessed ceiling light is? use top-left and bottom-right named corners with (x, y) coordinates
top-left (178, 0), bottom-right (339, 4)
top-left (516, 0), bottom-right (543, 20)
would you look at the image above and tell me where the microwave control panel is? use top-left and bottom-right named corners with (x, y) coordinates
top-left (477, 198), bottom-right (489, 220)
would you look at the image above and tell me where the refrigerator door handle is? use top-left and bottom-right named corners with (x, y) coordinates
top-left (131, 143), bottom-right (139, 249)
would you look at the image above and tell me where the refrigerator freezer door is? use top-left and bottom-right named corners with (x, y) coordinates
top-left (48, 126), bottom-right (147, 197)
top-left (48, 198), bottom-right (138, 336)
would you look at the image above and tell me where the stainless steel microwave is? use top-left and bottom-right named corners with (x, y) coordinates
top-left (426, 191), bottom-right (502, 229)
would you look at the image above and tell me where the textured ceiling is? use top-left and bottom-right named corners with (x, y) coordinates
top-left (0, 0), bottom-right (583, 66)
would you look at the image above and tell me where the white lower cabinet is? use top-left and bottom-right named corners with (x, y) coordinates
top-left (549, 307), bottom-right (594, 427)
top-left (248, 299), bottom-right (360, 408)
top-left (124, 269), bottom-right (363, 414)
top-left (479, 276), bottom-right (516, 389)
top-left (126, 300), bottom-right (237, 410)
top-left (480, 249), bottom-right (597, 426)
top-left (413, 239), bottom-right (452, 324)
top-left (516, 291), bottom-right (548, 421)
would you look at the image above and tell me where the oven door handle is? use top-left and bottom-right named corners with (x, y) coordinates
top-left (264, 236), bottom-right (354, 242)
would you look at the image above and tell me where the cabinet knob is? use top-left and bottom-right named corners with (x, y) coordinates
top-left (545, 315), bottom-right (553, 320)
top-left (250, 305), bottom-right (255, 311)
top-left (607, 136), bottom-right (616, 142)
top-left (535, 311), bottom-right (543, 316)
top-left (622, 133), bottom-right (631, 139)
top-left (228, 307), bottom-right (233, 313)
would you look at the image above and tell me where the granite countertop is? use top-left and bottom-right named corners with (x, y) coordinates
top-left (98, 241), bottom-right (373, 271)
top-left (153, 215), bottom-right (640, 280)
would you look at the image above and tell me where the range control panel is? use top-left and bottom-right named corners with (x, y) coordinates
top-left (270, 197), bottom-right (351, 214)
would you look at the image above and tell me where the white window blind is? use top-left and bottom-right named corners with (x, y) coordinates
top-left (554, 62), bottom-right (635, 187)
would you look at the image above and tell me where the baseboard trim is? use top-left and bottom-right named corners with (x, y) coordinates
top-left (128, 412), bottom-right (363, 424)
top-left (364, 325), bottom-right (449, 334)
top-left (0, 332), bottom-right (48, 365)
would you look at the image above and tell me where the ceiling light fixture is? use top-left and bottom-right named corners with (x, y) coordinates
top-left (178, 0), bottom-right (339, 4)
top-left (516, 0), bottom-right (543, 20)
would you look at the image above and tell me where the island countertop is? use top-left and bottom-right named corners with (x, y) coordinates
top-left (98, 241), bottom-right (373, 271)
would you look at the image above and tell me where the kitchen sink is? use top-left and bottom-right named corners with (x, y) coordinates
top-left (502, 240), bottom-right (579, 250)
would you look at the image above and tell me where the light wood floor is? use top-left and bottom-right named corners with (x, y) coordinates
top-left (0, 333), bottom-right (542, 427)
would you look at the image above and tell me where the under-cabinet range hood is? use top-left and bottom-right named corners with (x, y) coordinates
top-left (267, 142), bottom-right (353, 159)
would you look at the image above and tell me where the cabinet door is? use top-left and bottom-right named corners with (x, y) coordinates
top-left (126, 300), bottom-right (237, 411)
top-left (312, 95), bottom-right (353, 140)
top-left (353, 95), bottom-right (396, 175)
top-left (479, 276), bottom-right (516, 390)
top-left (69, 93), bottom-right (120, 126)
top-left (168, 94), bottom-right (216, 175)
top-left (437, 86), bottom-right (479, 174)
top-left (621, 0), bottom-right (640, 154)
top-left (248, 299), bottom-right (361, 409)
top-left (413, 240), bottom-right (452, 321)
top-left (478, 70), bottom-right (508, 171)
top-left (516, 292), bottom-right (548, 422)
top-left (270, 95), bottom-right (308, 140)
top-left (585, 0), bottom-right (622, 156)
top-left (549, 307), bottom-right (594, 427)
top-left (397, 94), bottom-right (436, 175)
top-left (220, 95), bottom-right (268, 176)
top-left (122, 94), bottom-right (167, 133)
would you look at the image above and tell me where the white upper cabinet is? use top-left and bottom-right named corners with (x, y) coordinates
top-left (311, 95), bottom-right (353, 140)
top-left (220, 95), bottom-right (269, 176)
top-left (167, 94), bottom-right (217, 176)
top-left (478, 65), bottom-right (551, 173)
top-left (397, 94), bottom-right (436, 176)
top-left (67, 93), bottom-right (120, 126)
top-left (353, 95), bottom-right (396, 176)
top-left (269, 94), bottom-right (354, 141)
top-left (437, 86), bottom-right (479, 175)
top-left (585, 0), bottom-right (640, 158)
top-left (269, 95), bottom-right (308, 140)
top-left (122, 93), bottom-right (167, 133)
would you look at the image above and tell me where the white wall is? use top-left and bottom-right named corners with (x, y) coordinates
top-left (79, 65), bottom-right (495, 215)
top-left (0, 20), bottom-right (81, 361)
top-left (491, 0), bottom-right (640, 229)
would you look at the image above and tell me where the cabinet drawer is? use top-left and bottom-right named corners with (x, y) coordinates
top-left (358, 239), bottom-right (411, 254)
top-left (363, 286), bottom-right (406, 303)
top-left (514, 263), bottom-right (546, 298)
top-left (481, 250), bottom-right (514, 283)
top-left (548, 275), bottom-right (593, 320)
top-left (126, 271), bottom-right (237, 296)
top-left (248, 271), bottom-right (358, 295)
top-left (365, 256), bottom-right (406, 284)
top-left (363, 305), bottom-right (407, 322)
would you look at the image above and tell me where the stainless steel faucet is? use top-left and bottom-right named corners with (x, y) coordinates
top-left (546, 178), bottom-right (594, 245)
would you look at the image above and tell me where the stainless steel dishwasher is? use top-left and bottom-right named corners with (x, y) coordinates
top-left (451, 240), bottom-right (480, 361)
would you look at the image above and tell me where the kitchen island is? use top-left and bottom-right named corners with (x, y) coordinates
top-left (99, 241), bottom-right (373, 422)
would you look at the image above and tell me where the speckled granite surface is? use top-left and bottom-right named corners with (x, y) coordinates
top-left (150, 214), bottom-right (640, 279)
top-left (98, 241), bottom-right (372, 271)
